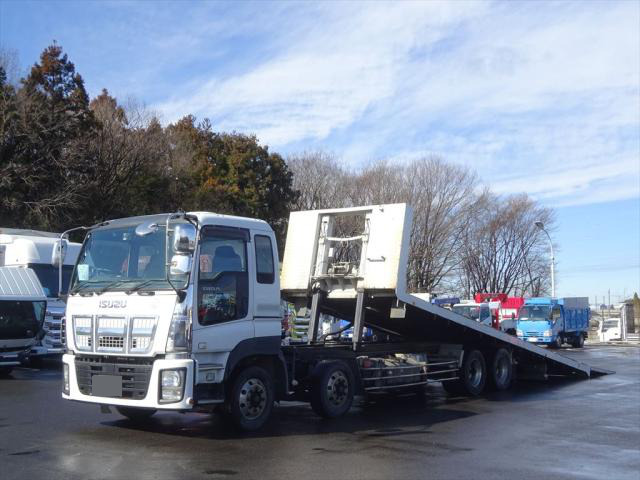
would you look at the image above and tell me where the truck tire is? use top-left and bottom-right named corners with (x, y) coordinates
top-left (0, 367), bottom-right (13, 377)
top-left (571, 334), bottom-right (584, 348)
top-left (227, 366), bottom-right (274, 431)
top-left (310, 360), bottom-right (355, 419)
top-left (442, 350), bottom-right (486, 397)
top-left (116, 407), bottom-right (156, 422)
top-left (549, 336), bottom-right (562, 349)
top-left (488, 348), bottom-right (513, 391)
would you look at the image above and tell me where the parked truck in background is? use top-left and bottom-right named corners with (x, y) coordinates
top-left (0, 267), bottom-right (47, 375)
top-left (0, 229), bottom-right (81, 360)
top-left (452, 301), bottom-right (493, 327)
top-left (59, 205), bottom-right (604, 431)
top-left (516, 297), bottom-right (589, 348)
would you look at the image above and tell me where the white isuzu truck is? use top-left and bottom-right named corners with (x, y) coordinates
top-left (0, 229), bottom-right (81, 358)
top-left (60, 205), bottom-right (605, 431)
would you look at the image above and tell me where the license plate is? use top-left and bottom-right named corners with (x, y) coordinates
top-left (92, 375), bottom-right (122, 397)
top-left (528, 337), bottom-right (538, 342)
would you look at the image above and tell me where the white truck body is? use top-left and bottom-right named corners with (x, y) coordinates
top-left (0, 230), bottom-right (81, 355)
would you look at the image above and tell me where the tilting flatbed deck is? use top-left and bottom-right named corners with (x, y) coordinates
top-left (281, 203), bottom-right (609, 387)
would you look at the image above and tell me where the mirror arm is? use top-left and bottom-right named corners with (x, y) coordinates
top-left (58, 225), bottom-right (97, 299)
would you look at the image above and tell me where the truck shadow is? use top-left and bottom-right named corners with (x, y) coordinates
top-left (102, 391), bottom-right (477, 440)
top-left (101, 378), bottom-right (585, 440)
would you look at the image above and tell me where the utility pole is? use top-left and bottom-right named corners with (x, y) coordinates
top-left (535, 221), bottom-right (555, 297)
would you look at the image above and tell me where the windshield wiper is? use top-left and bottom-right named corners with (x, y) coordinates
top-left (125, 279), bottom-right (158, 295)
top-left (96, 279), bottom-right (136, 295)
top-left (69, 282), bottom-right (100, 295)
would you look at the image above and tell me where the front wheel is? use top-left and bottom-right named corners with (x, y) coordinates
top-left (0, 367), bottom-right (13, 377)
top-left (549, 336), bottom-right (563, 349)
top-left (116, 407), bottom-right (156, 422)
top-left (310, 361), bottom-right (355, 418)
top-left (227, 366), bottom-right (274, 431)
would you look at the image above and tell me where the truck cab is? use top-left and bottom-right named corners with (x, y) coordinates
top-left (62, 212), bottom-right (282, 427)
top-left (0, 230), bottom-right (80, 357)
top-left (452, 302), bottom-right (492, 326)
top-left (0, 267), bottom-right (47, 375)
top-left (516, 297), bottom-right (589, 348)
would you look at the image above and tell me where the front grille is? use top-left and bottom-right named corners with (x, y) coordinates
top-left (526, 331), bottom-right (540, 336)
top-left (60, 317), bottom-right (66, 347)
top-left (72, 315), bottom-right (157, 354)
top-left (45, 321), bottom-right (61, 331)
top-left (75, 356), bottom-right (153, 399)
top-left (98, 336), bottom-right (125, 349)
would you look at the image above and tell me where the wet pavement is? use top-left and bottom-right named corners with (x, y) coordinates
top-left (2, 345), bottom-right (639, 480)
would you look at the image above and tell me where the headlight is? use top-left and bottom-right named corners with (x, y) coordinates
top-left (159, 368), bottom-right (185, 403)
top-left (543, 330), bottom-right (552, 337)
top-left (166, 299), bottom-right (190, 353)
top-left (516, 329), bottom-right (524, 337)
top-left (63, 363), bottom-right (70, 395)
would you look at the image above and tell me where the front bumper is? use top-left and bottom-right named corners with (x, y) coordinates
top-left (0, 349), bottom-right (30, 366)
top-left (30, 345), bottom-right (64, 357)
top-left (62, 354), bottom-right (195, 410)
top-left (518, 336), bottom-right (553, 344)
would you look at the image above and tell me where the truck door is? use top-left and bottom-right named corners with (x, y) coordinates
top-left (551, 306), bottom-right (563, 333)
top-left (192, 226), bottom-right (254, 357)
top-left (251, 233), bottom-right (281, 338)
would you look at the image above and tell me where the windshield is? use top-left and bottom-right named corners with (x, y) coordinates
top-left (518, 305), bottom-right (551, 321)
top-left (603, 320), bottom-right (619, 328)
top-left (453, 306), bottom-right (480, 320)
top-left (0, 300), bottom-right (45, 339)
top-left (70, 223), bottom-right (190, 293)
top-left (29, 264), bottom-right (74, 297)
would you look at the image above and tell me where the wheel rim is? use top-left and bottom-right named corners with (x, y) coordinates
top-left (467, 358), bottom-right (483, 388)
top-left (238, 378), bottom-right (267, 420)
top-left (326, 370), bottom-right (349, 407)
top-left (495, 356), bottom-right (509, 385)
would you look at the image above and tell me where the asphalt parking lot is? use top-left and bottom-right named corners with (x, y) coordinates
top-left (1, 345), bottom-right (639, 480)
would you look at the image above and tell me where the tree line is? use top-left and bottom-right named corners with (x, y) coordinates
top-left (1, 44), bottom-right (555, 297)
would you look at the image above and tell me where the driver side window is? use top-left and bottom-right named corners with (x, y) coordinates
top-left (197, 229), bottom-right (249, 326)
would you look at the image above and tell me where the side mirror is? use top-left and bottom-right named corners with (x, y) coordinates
top-left (51, 239), bottom-right (67, 266)
top-left (170, 255), bottom-right (192, 276)
top-left (173, 224), bottom-right (196, 253)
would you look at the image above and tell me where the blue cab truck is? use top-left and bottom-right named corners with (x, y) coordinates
top-left (516, 297), bottom-right (589, 348)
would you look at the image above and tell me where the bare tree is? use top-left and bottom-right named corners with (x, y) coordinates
top-left (0, 47), bottom-right (21, 86)
top-left (459, 193), bottom-right (554, 296)
top-left (287, 151), bottom-right (350, 211)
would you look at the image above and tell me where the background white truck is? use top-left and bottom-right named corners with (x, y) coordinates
top-left (59, 205), bottom-right (607, 431)
top-left (0, 267), bottom-right (47, 375)
top-left (0, 229), bottom-right (80, 359)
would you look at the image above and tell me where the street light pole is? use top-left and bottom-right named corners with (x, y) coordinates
top-left (535, 221), bottom-right (555, 298)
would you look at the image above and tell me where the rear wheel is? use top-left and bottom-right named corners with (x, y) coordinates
top-left (0, 367), bottom-right (13, 377)
top-left (116, 407), bottom-right (156, 422)
top-left (227, 366), bottom-right (274, 431)
top-left (572, 334), bottom-right (584, 348)
top-left (310, 361), bottom-right (355, 418)
top-left (488, 348), bottom-right (513, 391)
top-left (443, 350), bottom-right (486, 396)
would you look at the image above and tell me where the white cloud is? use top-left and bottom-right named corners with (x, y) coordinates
top-left (153, 0), bottom-right (639, 207)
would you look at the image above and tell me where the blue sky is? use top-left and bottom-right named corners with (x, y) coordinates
top-left (2, 0), bottom-right (639, 301)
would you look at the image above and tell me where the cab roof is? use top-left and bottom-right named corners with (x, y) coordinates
top-left (0, 267), bottom-right (47, 301)
top-left (96, 212), bottom-right (272, 233)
